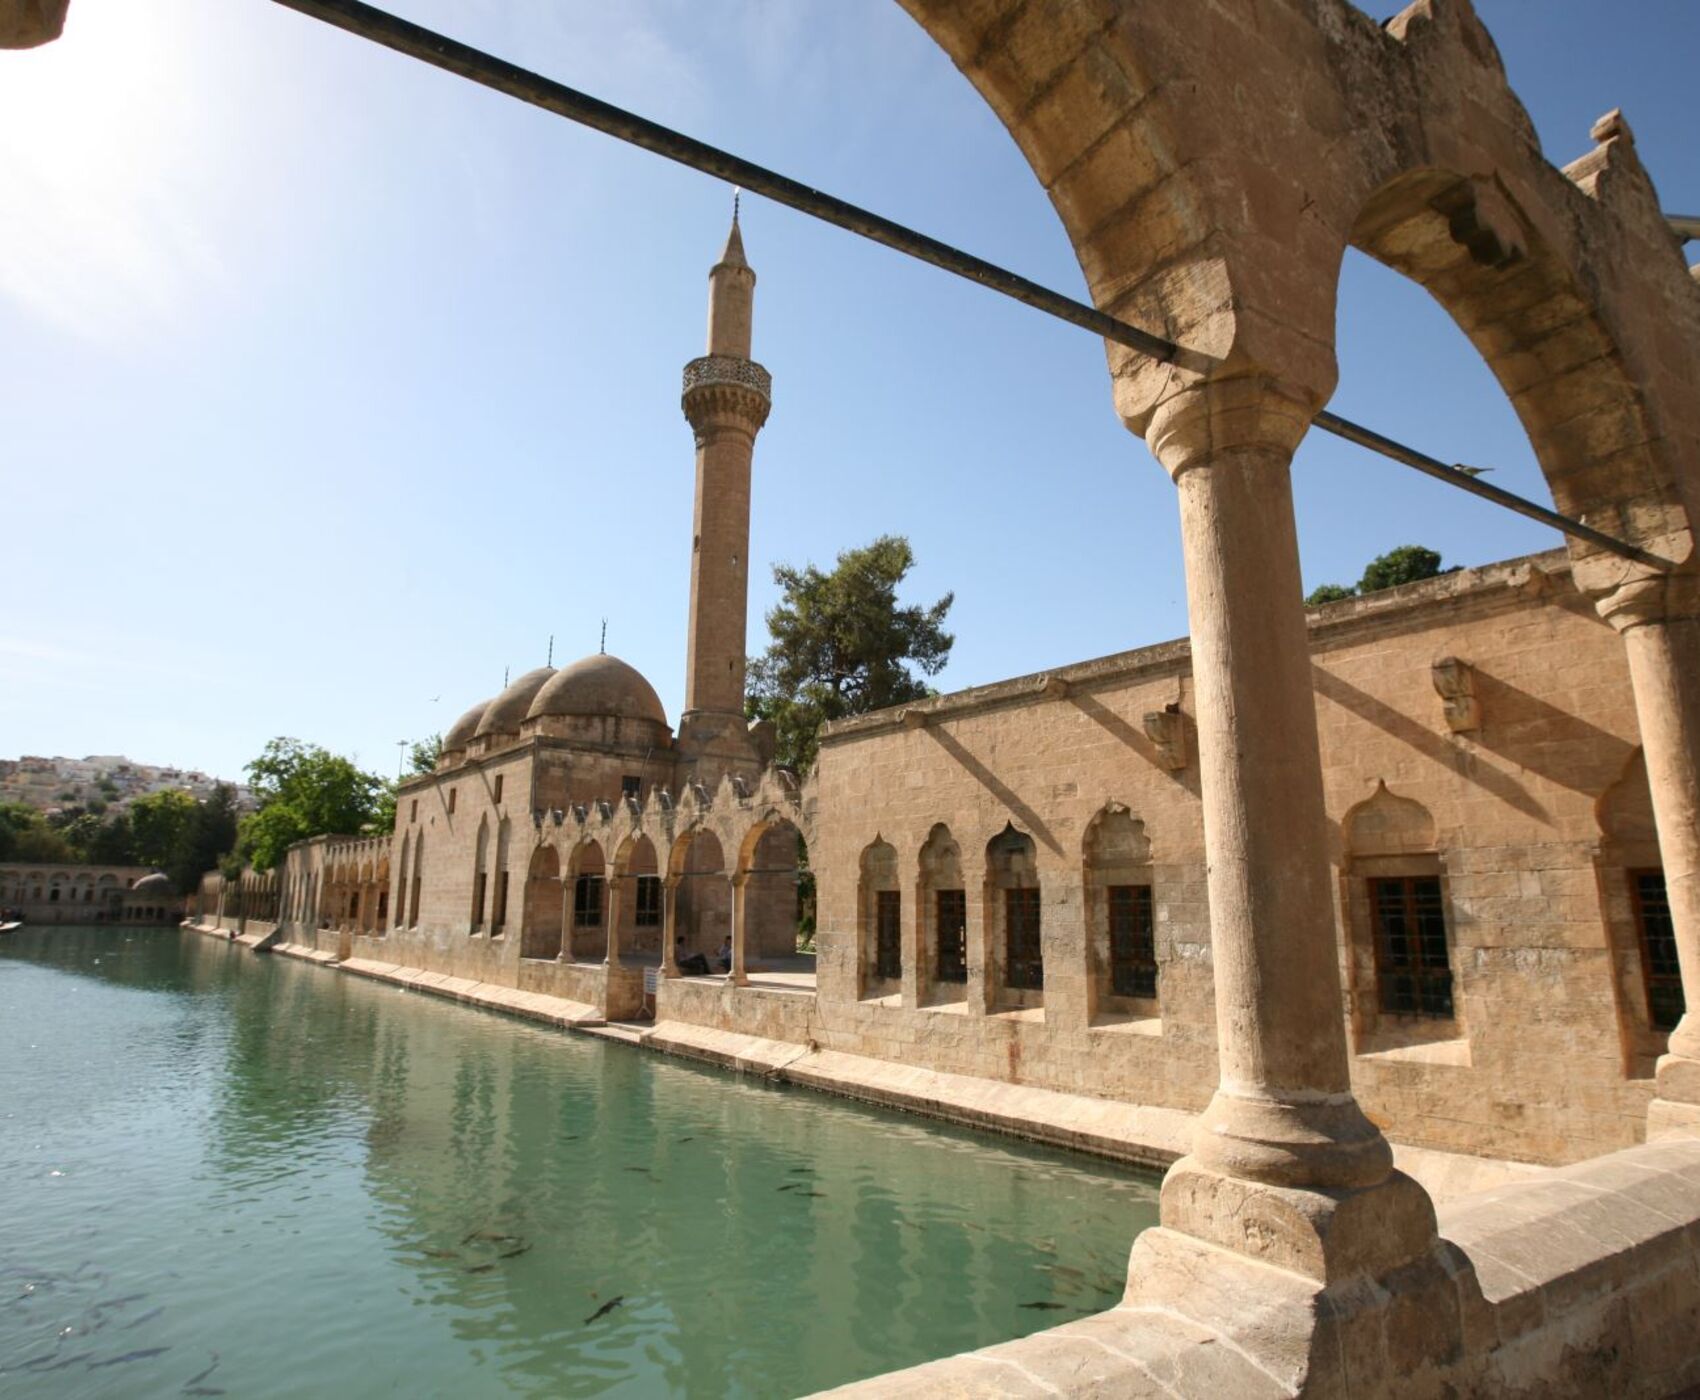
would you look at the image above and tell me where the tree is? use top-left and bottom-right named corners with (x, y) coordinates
top-left (747, 534), bottom-right (954, 773)
top-left (0, 801), bottom-right (73, 863)
top-left (1358, 544), bottom-right (1444, 594)
top-left (236, 738), bottom-right (385, 871)
top-left (172, 784), bottom-right (239, 893)
top-left (1304, 582), bottom-right (1357, 607)
top-left (129, 789), bottom-right (198, 869)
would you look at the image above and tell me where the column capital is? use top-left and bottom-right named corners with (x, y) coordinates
top-left (1144, 376), bottom-right (1318, 482)
top-left (1591, 568), bottom-right (1700, 635)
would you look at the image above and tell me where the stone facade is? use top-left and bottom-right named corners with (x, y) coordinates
top-left (0, 862), bottom-right (178, 924)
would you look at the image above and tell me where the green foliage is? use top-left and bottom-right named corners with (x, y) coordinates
top-left (747, 534), bottom-right (954, 774)
top-left (129, 789), bottom-right (198, 868)
top-left (172, 785), bottom-right (239, 893)
top-left (85, 812), bottom-right (138, 865)
top-left (1304, 582), bottom-right (1357, 607)
top-left (1358, 544), bottom-right (1444, 594)
top-left (0, 802), bottom-right (75, 863)
top-left (237, 738), bottom-right (385, 871)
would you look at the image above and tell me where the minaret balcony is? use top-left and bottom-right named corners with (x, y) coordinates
top-left (682, 355), bottom-right (771, 404)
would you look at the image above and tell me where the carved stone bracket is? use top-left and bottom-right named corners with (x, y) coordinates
top-left (1431, 656), bottom-right (1481, 732)
top-left (1143, 706), bottom-right (1188, 770)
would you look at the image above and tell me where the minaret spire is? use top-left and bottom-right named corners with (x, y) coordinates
top-left (681, 204), bottom-right (772, 727)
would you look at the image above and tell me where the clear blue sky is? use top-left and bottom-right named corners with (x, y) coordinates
top-left (3, 1), bottom-right (1696, 784)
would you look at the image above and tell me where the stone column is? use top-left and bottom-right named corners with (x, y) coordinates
top-left (604, 874), bottom-right (627, 968)
top-left (661, 877), bottom-right (682, 978)
top-left (966, 882), bottom-right (990, 1015)
top-left (903, 875), bottom-right (925, 1009)
top-left (1595, 572), bottom-right (1700, 1137)
top-left (729, 873), bottom-right (749, 987)
top-left (1143, 378), bottom-right (1436, 1281)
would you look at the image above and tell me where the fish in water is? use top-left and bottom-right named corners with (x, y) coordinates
top-left (464, 1263), bottom-right (497, 1275)
top-left (583, 1296), bottom-right (625, 1326)
top-left (498, 1244), bottom-right (532, 1260)
top-left (86, 1347), bottom-right (171, 1368)
top-left (796, 1191), bottom-right (826, 1199)
top-left (1019, 1302), bottom-right (1067, 1311)
top-left (676, 1137), bottom-right (694, 1144)
top-left (787, 1167), bottom-right (813, 1175)
top-left (123, 1306), bottom-right (165, 1330)
top-left (423, 1249), bottom-right (459, 1260)
top-left (776, 1183), bottom-right (798, 1193)
top-left (183, 1353), bottom-right (221, 1387)
top-left (623, 1166), bottom-right (652, 1175)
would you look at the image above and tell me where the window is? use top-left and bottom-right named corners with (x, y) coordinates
top-left (573, 874), bottom-right (604, 928)
top-left (1370, 876), bottom-right (1453, 1018)
top-left (874, 889), bottom-right (902, 980)
top-left (1005, 887), bottom-right (1043, 990)
top-left (410, 799), bottom-right (418, 823)
top-left (936, 889), bottom-right (967, 983)
top-left (1633, 869), bottom-right (1684, 1033)
top-left (493, 775), bottom-right (504, 804)
top-left (377, 890), bottom-right (388, 925)
top-left (471, 872), bottom-right (487, 931)
top-left (491, 870), bottom-right (508, 933)
top-left (635, 874), bottom-right (663, 928)
top-left (448, 788), bottom-right (457, 814)
top-left (622, 775), bottom-right (642, 801)
top-left (1108, 885), bottom-right (1157, 998)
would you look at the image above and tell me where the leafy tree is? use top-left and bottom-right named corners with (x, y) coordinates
top-left (0, 802), bottom-right (52, 862)
top-left (86, 812), bottom-right (138, 865)
top-left (10, 823), bottom-right (74, 863)
top-left (747, 534), bottom-right (954, 773)
top-left (237, 738), bottom-right (385, 871)
top-left (129, 789), bottom-right (198, 869)
top-left (173, 784), bottom-right (239, 893)
top-left (1304, 582), bottom-right (1357, 607)
top-left (1358, 544), bottom-right (1444, 594)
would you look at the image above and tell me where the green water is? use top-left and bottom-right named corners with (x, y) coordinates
top-left (0, 927), bottom-right (1158, 1397)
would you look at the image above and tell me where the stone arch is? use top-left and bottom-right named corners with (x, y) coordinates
top-left (357, 860), bottom-right (375, 931)
top-left (1343, 780), bottom-right (1438, 859)
top-left (566, 838), bottom-right (607, 962)
top-left (1082, 804), bottom-right (1157, 1015)
top-left (737, 812), bottom-right (809, 966)
top-left (520, 844), bottom-right (562, 961)
top-left (668, 826), bottom-right (729, 972)
top-left (611, 832), bottom-right (662, 959)
top-left (858, 835), bottom-right (901, 997)
top-left (917, 822), bottom-right (967, 1005)
top-left (985, 822), bottom-right (1042, 1009)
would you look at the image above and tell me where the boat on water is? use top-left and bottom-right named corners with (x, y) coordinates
top-left (0, 922), bottom-right (22, 934)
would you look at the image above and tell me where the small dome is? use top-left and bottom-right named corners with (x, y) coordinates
top-left (132, 872), bottom-right (172, 894)
top-left (443, 699), bottom-right (489, 750)
top-left (526, 654), bottom-right (668, 728)
top-left (475, 667), bottom-right (556, 738)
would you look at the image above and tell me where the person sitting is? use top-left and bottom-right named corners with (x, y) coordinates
top-left (716, 935), bottom-right (732, 973)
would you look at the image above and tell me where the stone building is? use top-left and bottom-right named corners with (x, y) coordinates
top-left (99, 0), bottom-right (1700, 1390)
top-left (0, 862), bottom-right (180, 924)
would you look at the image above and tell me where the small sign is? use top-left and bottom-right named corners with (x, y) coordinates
top-left (643, 966), bottom-right (659, 994)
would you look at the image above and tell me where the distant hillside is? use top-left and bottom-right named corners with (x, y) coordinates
top-left (0, 755), bottom-right (253, 815)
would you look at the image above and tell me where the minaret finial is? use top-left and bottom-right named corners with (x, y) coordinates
top-left (600, 619), bottom-right (607, 655)
top-left (547, 634), bottom-right (553, 667)
top-left (733, 187), bottom-right (740, 223)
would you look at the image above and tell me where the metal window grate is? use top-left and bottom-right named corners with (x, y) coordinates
top-left (935, 889), bottom-right (967, 984)
top-left (1633, 869), bottom-right (1685, 1033)
top-left (874, 889), bottom-right (902, 980)
top-left (1005, 887), bottom-right (1043, 991)
top-left (635, 874), bottom-right (663, 928)
top-left (1371, 876), bottom-right (1453, 1019)
top-left (1108, 884), bottom-right (1157, 999)
top-left (573, 874), bottom-right (604, 928)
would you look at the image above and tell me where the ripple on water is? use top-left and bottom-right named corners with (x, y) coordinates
top-left (0, 928), bottom-right (1159, 1397)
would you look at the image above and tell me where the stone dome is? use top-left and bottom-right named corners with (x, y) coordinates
top-left (526, 654), bottom-right (668, 728)
top-left (474, 667), bottom-right (556, 738)
top-left (132, 872), bottom-right (172, 894)
top-left (443, 699), bottom-right (489, 750)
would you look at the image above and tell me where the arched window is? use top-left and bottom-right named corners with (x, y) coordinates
top-left (491, 818), bottom-right (511, 935)
top-left (918, 824), bottom-right (966, 1005)
top-left (986, 824), bottom-right (1042, 1007)
top-left (668, 829), bottom-right (728, 974)
top-left (858, 837), bottom-right (900, 996)
top-left (408, 833), bottom-right (424, 929)
top-left (1342, 783), bottom-right (1455, 1045)
top-left (1083, 806), bottom-right (1156, 1017)
top-left (471, 817), bottom-right (490, 933)
top-left (568, 841), bottom-right (607, 962)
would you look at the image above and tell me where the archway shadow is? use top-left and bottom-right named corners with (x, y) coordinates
top-left (926, 728), bottom-right (1062, 855)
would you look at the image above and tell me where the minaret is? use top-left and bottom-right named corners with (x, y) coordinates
top-left (681, 203), bottom-right (771, 734)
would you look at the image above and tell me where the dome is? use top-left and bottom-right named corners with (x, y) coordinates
top-left (443, 699), bottom-right (489, 750)
top-left (132, 872), bottom-right (172, 894)
top-left (526, 653), bottom-right (668, 728)
top-left (474, 667), bottom-right (556, 738)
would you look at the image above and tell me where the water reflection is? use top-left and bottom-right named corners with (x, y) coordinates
top-left (1, 928), bottom-right (1157, 1397)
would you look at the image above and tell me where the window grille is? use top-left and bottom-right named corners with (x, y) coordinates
top-left (635, 874), bottom-right (663, 928)
top-left (491, 871), bottom-right (508, 933)
top-left (935, 889), bottom-right (967, 983)
top-left (574, 874), bottom-right (604, 928)
top-left (874, 889), bottom-right (901, 980)
top-left (622, 775), bottom-right (642, 800)
top-left (1370, 876), bottom-right (1453, 1018)
top-left (1108, 884), bottom-right (1157, 998)
top-left (1005, 887), bottom-right (1043, 990)
top-left (493, 775), bottom-right (504, 804)
top-left (1633, 869), bottom-right (1684, 1032)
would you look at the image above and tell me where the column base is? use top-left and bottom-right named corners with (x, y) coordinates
top-left (1649, 1050), bottom-right (1700, 1139)
top-left (1159, 1156), bottom-right (1439, 1285)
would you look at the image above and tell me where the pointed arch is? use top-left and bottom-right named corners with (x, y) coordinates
top-left (917, 823), bottom-right (966, 1005)
top-left (858, 836), bottom-right (901, 996)
top-left (1083, 804), bottom-right (1157, 1014)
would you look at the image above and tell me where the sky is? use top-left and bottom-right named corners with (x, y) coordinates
top-left (2, 0), bottom-right (1697, 785)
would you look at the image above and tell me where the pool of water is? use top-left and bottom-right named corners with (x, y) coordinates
top-left (0, 927), bottom-right (1158, 1397)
